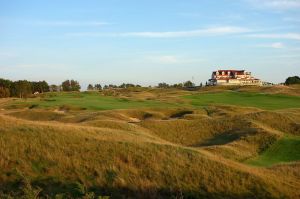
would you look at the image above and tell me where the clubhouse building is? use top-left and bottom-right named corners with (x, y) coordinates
top-left (208, 70), bottom-right (262, 86)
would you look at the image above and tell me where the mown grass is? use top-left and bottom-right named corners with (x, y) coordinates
top-left (184, 91), bottom-right (300, 110)
top-left (6, 92), bottom-right (179, 111)
top-left (246, 135), bottom-right (300, 167)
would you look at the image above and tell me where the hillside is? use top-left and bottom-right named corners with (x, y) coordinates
top-left (0, 86), bottom-right (300, 198)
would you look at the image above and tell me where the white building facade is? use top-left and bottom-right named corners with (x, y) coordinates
top-left (209, 70), bottom-right (262, 86)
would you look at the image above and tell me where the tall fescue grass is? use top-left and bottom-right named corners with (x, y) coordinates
top-left (1, 87), bottom-right (300, 198)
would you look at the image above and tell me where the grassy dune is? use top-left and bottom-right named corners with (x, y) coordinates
top-left (246, 136), bottom-right (300, 167)
top-left (0, 114), bottom-right (299, 198)
top-left (1, 86), bottom-right (300, 198)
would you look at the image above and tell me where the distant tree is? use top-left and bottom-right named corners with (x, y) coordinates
top-left (183, 80), bottom-right (195, 88)
top-left (50, 84), bottom-right (60, 92)
top-left (0, 87), bottom-right (10, 98)
top-left (0, 78), bottom-right (12, 89)
top-left (0, 78), bottom-right (12, 98)
top-left (108, 84), bottom-right (117, 88)
top-left (158, 83), bottom-right (169, 88)
top-left (87, 84), bottom-right (94, 90)
top-left (14, 80), bottom-right (32, 98)
top-left (62, 80), bottom-right (71, 91)
top-left (40, 81), bottom-right (50, 92)
top-left (94, 84), bottom-right (102, 90)
top-left (103, 85), bottom-right (109, 89)
top-left (32, 81), bottom-right (49, 93)
top-left (62, 80), bottom-right (81, 91)
top-left (205, 81), bottom-right (208, 86)
top-left (119, 83), bottom-right (137, 88)
top-left (70, 80), bottom-right (81, 91)
top-left (200, 82), bottom-right (203, 87)
top-left (285, 76), bottom-right (300, 85)
top-left (119, 83), bottom-right (126, 88)
top-left (126, 83), bottom-right (135, 88)
top-left (175, 83), bottom-right (183, 88)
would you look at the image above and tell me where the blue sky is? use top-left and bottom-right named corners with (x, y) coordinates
top-left (0, 0), bottom-right (300, 88)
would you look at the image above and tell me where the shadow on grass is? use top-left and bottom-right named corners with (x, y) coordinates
top-left (191, 128), bottom-right (259, 147)
top-left (0, 176), bottom-right (266, 199)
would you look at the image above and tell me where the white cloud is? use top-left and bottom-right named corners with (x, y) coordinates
top-left (67, 26), bottom-right (250, 38)
top-left (255, 42), bottom-right (285, 48)
top-left (247, 0), bottom-right (300, 10)
top-left (248, 33), bottom-right (300, 40)
top-left (271, 42), bottom-right (285, 48)
top-left (121, 26), bottom-right (250, 38)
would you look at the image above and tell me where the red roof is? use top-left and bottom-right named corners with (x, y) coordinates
top-left (213, 70), bottom-right (246, 75)
top-left (217, 70), bottom-right (245, 72)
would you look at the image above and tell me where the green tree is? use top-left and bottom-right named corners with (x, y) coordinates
top-left (70, 80), bottom-right (81, 91)
top-left (94, 84), bottom-right (102, 90)
top-left (183, 80), bottom-right (195, 88)
top-left (62, 80), bottom-right (71, 91)
top-left (0, 87), bottom-right (10, 98)
top-left (0, 78), bottom-right (12, 98)
top-left (87, 84), bottom-right (94, 90)
top-left (119, 83), bottom-right (126, 88)
top-left (62, 80), bottom-right (81, 91)
top-left (172, 83), bottom-right (183, 88)
top-left (0, 78), bottom-right (12, 89)
top-left (103, 85), bottom-right (109, 89)
top-left (14, 80), bottom-right (32, 98)
top-left (285, 76), bottom-right (300, 85)
top-left (158, 82), bottom-right (169, 88)
top-left (50, 84), bottom-right (60, 92)
top-left (32, 81), bottom-right (50, 93)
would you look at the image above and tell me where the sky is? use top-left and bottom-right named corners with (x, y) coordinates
top-left (0, 0), bottom-right (300, 88)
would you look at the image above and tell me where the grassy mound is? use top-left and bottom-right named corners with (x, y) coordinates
top-left (244, 111), bottom-right (300, 135)
top-left (246, 136), bottom-right (300, 167)
top-left (0, 115), bottom-right (299, 198)
top-left (8, 110), bottom-right (65, 121)
top-left (1, 89), bottom-right (300, 198)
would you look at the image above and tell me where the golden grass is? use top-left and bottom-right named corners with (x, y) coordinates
top-left (1, 90), bottom-right (300, 198)
top-left (1, 114), bottom-right (300, 198)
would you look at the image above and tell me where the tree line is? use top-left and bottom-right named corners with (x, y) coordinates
top-left (0, 78), bottom-right (81, 98)
top-left (86, 81), bottom-right (203, 90)
top-left (0, 79), bottom-right (50, 98)
top-left (87, 83), bottom-right (142, 90)
top-left (1, 76), bottom-right (298, 98)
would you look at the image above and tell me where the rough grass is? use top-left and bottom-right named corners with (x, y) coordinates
top-left (1, 88), bottom-right (300, 198)
top-left (0, 114), bottom-right (299, 198)
top-left (184, 91), bottom-right (300, 110)
top-left (246, 135), bottom-right (300, 167)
